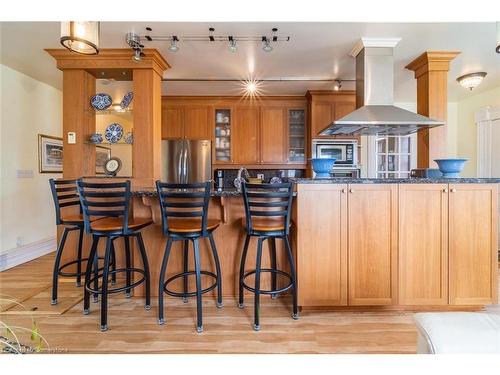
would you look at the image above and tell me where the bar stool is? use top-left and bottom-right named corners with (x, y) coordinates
top-left (239, 182), bottom-right (298, 331)
top-left (49, 179), bottom-right (115, 305)
top-left (77, 180), bottom-right (152, 331)
top-left (156, 181), bottom-right (222, 333)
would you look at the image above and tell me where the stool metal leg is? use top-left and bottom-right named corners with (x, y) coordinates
top-left (124, 236), bottom-right (132, 298)
top-left (238, 235), bottom-right (250, 308)
top-left (76, 227), bottom-right (84, 287)
top-left (51, 227), bottom-right (70, 305)
top-left (92, 237), bottom-right (100, 303)
top-left (83, 235), bottom-right (99, 315)
top-left (208, 233), bottom-right (223, 308)
top-left (136, 233), bottom-right (151, 310)
top-left (158, 237), bottom-right (173, 325)
top-left (192, 238), bottom-right (203, 333)
top-left (253, 237), bottom-right (264, 331)
top-left (110, 240), bottom-right (117, 285)
top-left (100, 237), bottom-right (113, 331)
top-left (284, 236), bottom-right (299, 320)
top-left (182, 239), bottom-right (189, 303)
top-left (269, 237), bottom-right (277, 299)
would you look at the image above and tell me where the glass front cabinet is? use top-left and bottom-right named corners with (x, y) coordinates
top-left (214, 108), bottom-right (232, 163)
top-left (288, 109), bottom-right (306, 163)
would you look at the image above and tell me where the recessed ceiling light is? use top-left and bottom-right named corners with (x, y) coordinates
top-left (456, 72), bottom-right (487, 91)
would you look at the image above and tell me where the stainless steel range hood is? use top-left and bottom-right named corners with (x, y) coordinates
top-left (320, 40), bottom-right (445, 136)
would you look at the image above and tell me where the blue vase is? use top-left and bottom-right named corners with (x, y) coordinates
top-left (434, 159), bottom-right (467, 178)
top-left (311, 158), bottom-right (337, 178)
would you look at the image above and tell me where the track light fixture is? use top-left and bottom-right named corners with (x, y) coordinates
top-left (333, 80), bottom-right (342, 91)
top-left (228, 36), bottom-right (237, 53)
top-left (168, 36), bottom-right (179, 52)
top-left (262, 37), bottom-right (273, 52)
top-left (126, 32), bottom-right (145, 62)
top-left (136, 26), bottom-right (290, 53)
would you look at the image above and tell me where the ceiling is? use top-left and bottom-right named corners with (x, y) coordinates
top-left (1, 22), bottom-right (498, 101)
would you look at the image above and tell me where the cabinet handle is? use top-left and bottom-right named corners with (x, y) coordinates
top-left (443, 188), bottom-right (448, 193)
top-left (451, 188), bottom-right (457, 193)
top-left (349, 188), bottom-right (354, 193)
top-left (341, 188), bottom-right (346, 193)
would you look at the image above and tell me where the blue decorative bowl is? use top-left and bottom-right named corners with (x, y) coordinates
top-left (90, 133), bottom-right (103, 144)
top-left (311, 158), bottom-right (336, 178)
top-left (434, 158), bottom-right (467, 178)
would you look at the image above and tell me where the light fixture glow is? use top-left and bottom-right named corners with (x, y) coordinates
top-left (333, 80), bottom-right (342, 91)
top-left (456, 72), bottom-right (487, 91)
top-left (60, 21), bottom-right (100, 55)
top-left (168, 37), bottom-right (179, 52)
top-left (228, 39), bottom-right (237, 53)
top-left (241, 79), bottom-right (263, 98)
top-left (262, 39), bottom-right (273, 52)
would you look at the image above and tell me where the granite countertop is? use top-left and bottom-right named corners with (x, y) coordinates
top-left (131, 187), bottom-right (241, 197)
top-left (290, 177), bottom-right (500, 184)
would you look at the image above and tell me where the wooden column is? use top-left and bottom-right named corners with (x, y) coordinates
top-left (132, 69), bottom-right (163, 186)
top-left (62, 70), bottom-right (96, 178)
top-left (405, 51), bottom-right (460, 168)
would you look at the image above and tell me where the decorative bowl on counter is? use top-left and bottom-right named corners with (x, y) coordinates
top-left (434, 158), bottom-right (468, 178)
top-left (90, 133), bottom-right (103, 144)
top-left (310, 158), bottom-right (336, 178)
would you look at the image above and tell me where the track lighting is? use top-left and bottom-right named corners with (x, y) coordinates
top-left (132, 49), bottom-right (142, 62)
top-left (333, 80), bottom-right (342, 91)
top-left (228, 37), bottom-right (237, 53)
top-left (262, 38), bottom-right (273, 52)
top-left (168, 36), bottom-right (179, 52)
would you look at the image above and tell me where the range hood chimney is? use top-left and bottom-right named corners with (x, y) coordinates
top-left (320, 38), bottom-right (445, 136)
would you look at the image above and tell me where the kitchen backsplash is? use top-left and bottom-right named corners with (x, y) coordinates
top-left (216, 169), bottom-right (304, 188)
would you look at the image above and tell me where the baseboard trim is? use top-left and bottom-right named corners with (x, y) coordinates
top-left (0, 237), bottom-right (55, 271)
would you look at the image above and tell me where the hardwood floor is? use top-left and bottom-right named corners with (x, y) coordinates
top-left (1, 253), bottom-right (498, 354)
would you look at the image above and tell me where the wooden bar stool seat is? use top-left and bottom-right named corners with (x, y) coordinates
top-left (90, 217), bottom-right (153, 233)
top-left (168, 218), bottom-right (220, 233)
top-left (241, 217), bottom-right (292, 232)
top-left (156, 181), bottom-right (223, 333)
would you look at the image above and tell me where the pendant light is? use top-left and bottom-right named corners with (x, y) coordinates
top-left (60, 21), bottom-right (100, 55)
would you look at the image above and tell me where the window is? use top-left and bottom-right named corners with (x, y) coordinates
top-left (376, 135), bottom-right (414, 178)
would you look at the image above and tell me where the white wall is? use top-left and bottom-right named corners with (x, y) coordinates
top-left (0, 64), bottom-right (62, 257)
top-left (456, 86), bottom-right (500, 177)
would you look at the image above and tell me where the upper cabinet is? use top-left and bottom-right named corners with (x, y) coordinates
top-left (288, 109), bottom-right (306, 163)
top-left (214, 108), bottom-right (232, 163)
top-left (306, 91), bottom-right (356, 139)
top-left (233, 107), bottom-right (260, 164)
top-left (260, 107), bottom-right (287, 164)
top-left (161, 102), bottom-right (210, 140)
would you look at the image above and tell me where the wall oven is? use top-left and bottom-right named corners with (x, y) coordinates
top-left (311, 139), bottom-right (359, 178)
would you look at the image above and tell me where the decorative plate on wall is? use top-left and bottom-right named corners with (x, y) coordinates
top-left (104, 123), bottom-right (123, 143)
top-left (90, 93), bottom-right (112, 110)
top-left (120, 92), bottom-right (134, 109)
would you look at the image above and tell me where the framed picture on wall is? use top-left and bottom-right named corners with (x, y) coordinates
top-left (38, 134), bottom-right (63, 173)
top-left (96, 145), bottom-right (111, 175)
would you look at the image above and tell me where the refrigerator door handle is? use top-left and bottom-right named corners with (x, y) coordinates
top-left (183, 140), bottom-right (188, 184)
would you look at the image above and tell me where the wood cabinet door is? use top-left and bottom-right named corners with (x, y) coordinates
top-left (296, 184), bottom-right (348, 306)
top-left (399, 184), bottom-right (449, 305)
top-left (347, 184), bottom-right (398, 305)
top-left (162, 107), bottom-right (184, 139)
top-left (449, 184), bottom-right (498, 305)
top-left (310, 101), bottom-right (334, 137)
top-left (183, 107), bottom-right (210, 139)
top-left (233, 107), bottom-right (260, 164)
top-left (334, 102), bottom-right (356, 120)
top-left (260, 107), bottom-right (286, 163)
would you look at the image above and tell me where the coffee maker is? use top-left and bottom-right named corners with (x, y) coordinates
top-left (214, 169), bottom-right (224, 190)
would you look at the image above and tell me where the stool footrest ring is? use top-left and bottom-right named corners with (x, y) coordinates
top-left (242, 268), bottom-right (293, 295)
top-left (58, 256), bottom-right (109, 278)
top-left (85, 268), bottom-right (146, 295)
top-left (163, 270), bottom-right (218, 298)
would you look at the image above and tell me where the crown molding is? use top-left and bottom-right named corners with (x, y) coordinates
top-left (349, 37), bottom-right (402, 57)
top-left (405, 51), bottom-right (461, 78)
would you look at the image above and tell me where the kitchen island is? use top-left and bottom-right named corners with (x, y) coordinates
top-left (292, 178), bottom-right (499, 309)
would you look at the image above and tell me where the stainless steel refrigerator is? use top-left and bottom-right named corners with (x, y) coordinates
top-left (161, 139), bottom-right (211, 183)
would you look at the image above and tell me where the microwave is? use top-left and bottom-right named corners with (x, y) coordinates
top-left (311, 139), bottom-right (358, 167)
